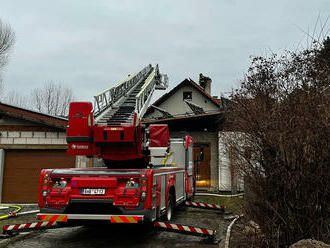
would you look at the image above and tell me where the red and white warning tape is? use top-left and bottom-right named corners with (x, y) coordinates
top-left (154, 221), bottom-right (214, 236)
top-left (185, 201), bottom-right (225, 211)
top-left (3, 221), bottom-right (56, 232)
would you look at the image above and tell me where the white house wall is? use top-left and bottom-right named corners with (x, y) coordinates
top-left (0, 131), bottom-right (67, 145)
top-left (0, 131), bottom-right (85, 168)
top-left (218, 131), bottom-right (245, 191)
top-left (146, 85), bottom-right (219, 120)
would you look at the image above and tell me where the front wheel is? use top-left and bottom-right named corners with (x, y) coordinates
top-left (166, 194), bottom-right (174, 221)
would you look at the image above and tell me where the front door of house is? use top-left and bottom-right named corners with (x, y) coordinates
top-left (193, 144), bottom-right (211, 188)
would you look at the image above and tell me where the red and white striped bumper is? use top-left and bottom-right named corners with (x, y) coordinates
top-left (154, 221), bottom-right (215, 237)
top-left (3, 221), bottom-right (56, 233)
top-left (37, 213), bottom-right (144, 223)
top-left (185, 201), bottom-right (225, 211)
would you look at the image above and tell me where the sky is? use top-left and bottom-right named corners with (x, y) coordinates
top-left (0, 0), bottom-right (329, 104)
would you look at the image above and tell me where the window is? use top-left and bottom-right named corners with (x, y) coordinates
top-left (183, 91), bottom-right (192, 101)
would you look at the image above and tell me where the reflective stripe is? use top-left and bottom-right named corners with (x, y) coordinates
top-left (183, 225), bottom-right (190, 232)
top-left (37, 214), bottom-right (142, 223)
top-left (111, 216), bottom-right (140, 223)
top-left (3, 221), bottom-right (57, 232)
top-left (154, 221), bottom-right (214, 236)
top-left (39, 214), bottom-right (67, 222)
top-left (111, 216), bottom-right (124, 223)
top-left (185, 201), bottom-right (224, 210)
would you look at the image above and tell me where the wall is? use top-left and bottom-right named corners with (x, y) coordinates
top-left (0, 131), bottom-right (67, 145)
top-left (218, 132), bottom-right (244, 191)
top-left (145, 85), bottom-right (219, 120)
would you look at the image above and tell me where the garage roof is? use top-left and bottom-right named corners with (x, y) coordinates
top-left (0, 102), bottom-right (68, 129)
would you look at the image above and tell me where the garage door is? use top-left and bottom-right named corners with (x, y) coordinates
top-left (2, 150), bottom-right (75, 203)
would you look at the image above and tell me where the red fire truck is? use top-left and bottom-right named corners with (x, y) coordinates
top-left (37, 65), bottom-right (196, 224)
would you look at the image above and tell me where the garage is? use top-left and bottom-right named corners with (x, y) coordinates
top-left (2, 149), bottom-right (75, 203)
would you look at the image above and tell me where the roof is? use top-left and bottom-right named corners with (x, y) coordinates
top-left (143, 111), bottom-right (225, 132)
top-left (145, 78), bottom-right (221, 116)
top-left (0, 102), bottom-right (68, 129)
top-left (143, 111), bottom-right (223, 124)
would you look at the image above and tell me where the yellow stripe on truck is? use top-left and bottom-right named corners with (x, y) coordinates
top-left (126, 216), bottom-right (137, 223)
top-left (111, 216), bottom-right (124, 223)
top-left (57, 215), bottom-right (67, 222)
top-left (42, 215), bottom-right (52, 221)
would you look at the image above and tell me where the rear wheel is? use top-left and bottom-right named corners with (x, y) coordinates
top-left (166, 194), bottom-right (174, 221)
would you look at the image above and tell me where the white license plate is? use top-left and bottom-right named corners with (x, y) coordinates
top-left (81, 188), bottom-right (106, 195)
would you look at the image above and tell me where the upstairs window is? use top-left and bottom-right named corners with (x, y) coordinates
top-left (183, 91), bottom-right (192, 101)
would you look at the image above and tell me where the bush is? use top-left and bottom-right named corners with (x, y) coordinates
top-left (225, 37), bottom-right (330, 247)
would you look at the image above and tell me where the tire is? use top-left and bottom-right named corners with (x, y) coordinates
top-left (192, 180), bottom-right (196, 201)
top-left (166, 194), bottom-right (175, 221)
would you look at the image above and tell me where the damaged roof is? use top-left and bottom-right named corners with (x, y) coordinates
top-left (145, 78), bottom-right (221, 116)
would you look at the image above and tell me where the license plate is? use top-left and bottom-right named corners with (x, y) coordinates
top-left (81, 188), bottom-right (106, 195)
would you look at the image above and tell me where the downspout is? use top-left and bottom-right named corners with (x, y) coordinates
top-left (0, 149), bottom-right (5, 203)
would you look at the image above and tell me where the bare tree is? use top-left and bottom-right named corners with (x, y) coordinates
top-left (31, 81), bottom-right (74, 117)
top-left (0, 19), bottom-right (15, 70)
top-left (0, 18), bottom-right (15, 97)
top-left (224, 37), bottom-right (330, 247)
top-left (3, 90), bottom-right (29, 108)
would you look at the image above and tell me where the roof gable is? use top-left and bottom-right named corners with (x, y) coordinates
top-left (145, 78), bottom-right (220, 116)
top-left (0, 103), bottom-right (68, 129)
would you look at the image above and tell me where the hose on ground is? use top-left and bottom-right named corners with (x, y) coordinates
top-left (0, 204), bottom-right (22, 220)
top-left (224, 215), bottom-right (242, 248)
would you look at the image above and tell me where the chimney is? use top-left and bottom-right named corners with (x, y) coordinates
top-left (199, 73), bottom-right (212, 94)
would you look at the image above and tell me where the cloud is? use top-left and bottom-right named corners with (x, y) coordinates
top-left (0, 0), bottom-right (329, 103)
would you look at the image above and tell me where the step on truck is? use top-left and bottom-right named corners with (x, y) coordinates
top-left (37, 65), bottom-right (196, 224)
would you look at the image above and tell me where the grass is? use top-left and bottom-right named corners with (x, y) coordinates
top-left (194, 195), bottom-right (244, 214)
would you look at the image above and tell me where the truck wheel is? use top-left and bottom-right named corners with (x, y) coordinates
top-left (166, 194), bottom-right (174, 221)
top-left (192, 180), bottom-right (196, 201)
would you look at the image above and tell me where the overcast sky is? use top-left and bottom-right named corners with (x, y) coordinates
top-left (0, 0), bottom-right (329, 103)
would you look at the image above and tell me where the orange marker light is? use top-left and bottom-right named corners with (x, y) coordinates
top-left (44, 179), bottom-right (48, 184)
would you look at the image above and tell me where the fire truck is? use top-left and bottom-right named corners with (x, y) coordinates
top-left (37, 65), bottom-right (196, 224)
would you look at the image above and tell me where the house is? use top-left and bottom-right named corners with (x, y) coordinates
top-left (0, 103), bottom-right (77, 203)
top-left (143, 74), bottom-right (225, 190)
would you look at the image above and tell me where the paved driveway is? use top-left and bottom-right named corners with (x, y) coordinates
top-left (2, 203), bottom-right (229, 248)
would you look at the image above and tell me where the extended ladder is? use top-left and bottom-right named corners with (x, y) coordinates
top-left (94, 64), bottom-right (168, 126)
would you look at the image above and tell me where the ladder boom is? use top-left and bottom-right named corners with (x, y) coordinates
top-left (95, 64), bottom-right (168, 126)
top-left (66, 64), bottom-right (168, 163)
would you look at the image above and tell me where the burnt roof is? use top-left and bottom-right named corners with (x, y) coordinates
top-left (143, 111), bottom-right (225, 132)
top-left (145, 78), bottom-right (221, 116)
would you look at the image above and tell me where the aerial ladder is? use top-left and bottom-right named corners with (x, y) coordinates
top-left (66, 64), bottom-right (168, 168)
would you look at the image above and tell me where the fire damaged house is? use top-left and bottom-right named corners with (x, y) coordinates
top-left (143, 74), bottom-right (227, 190)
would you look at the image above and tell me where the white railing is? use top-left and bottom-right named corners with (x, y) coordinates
top-left (93, 65), bottom-right (152, 116)
top-left (135, 64), bottom-right (168, 124)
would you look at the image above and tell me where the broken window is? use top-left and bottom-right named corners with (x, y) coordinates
top-left (183, 91), bottom-right (192, 101)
